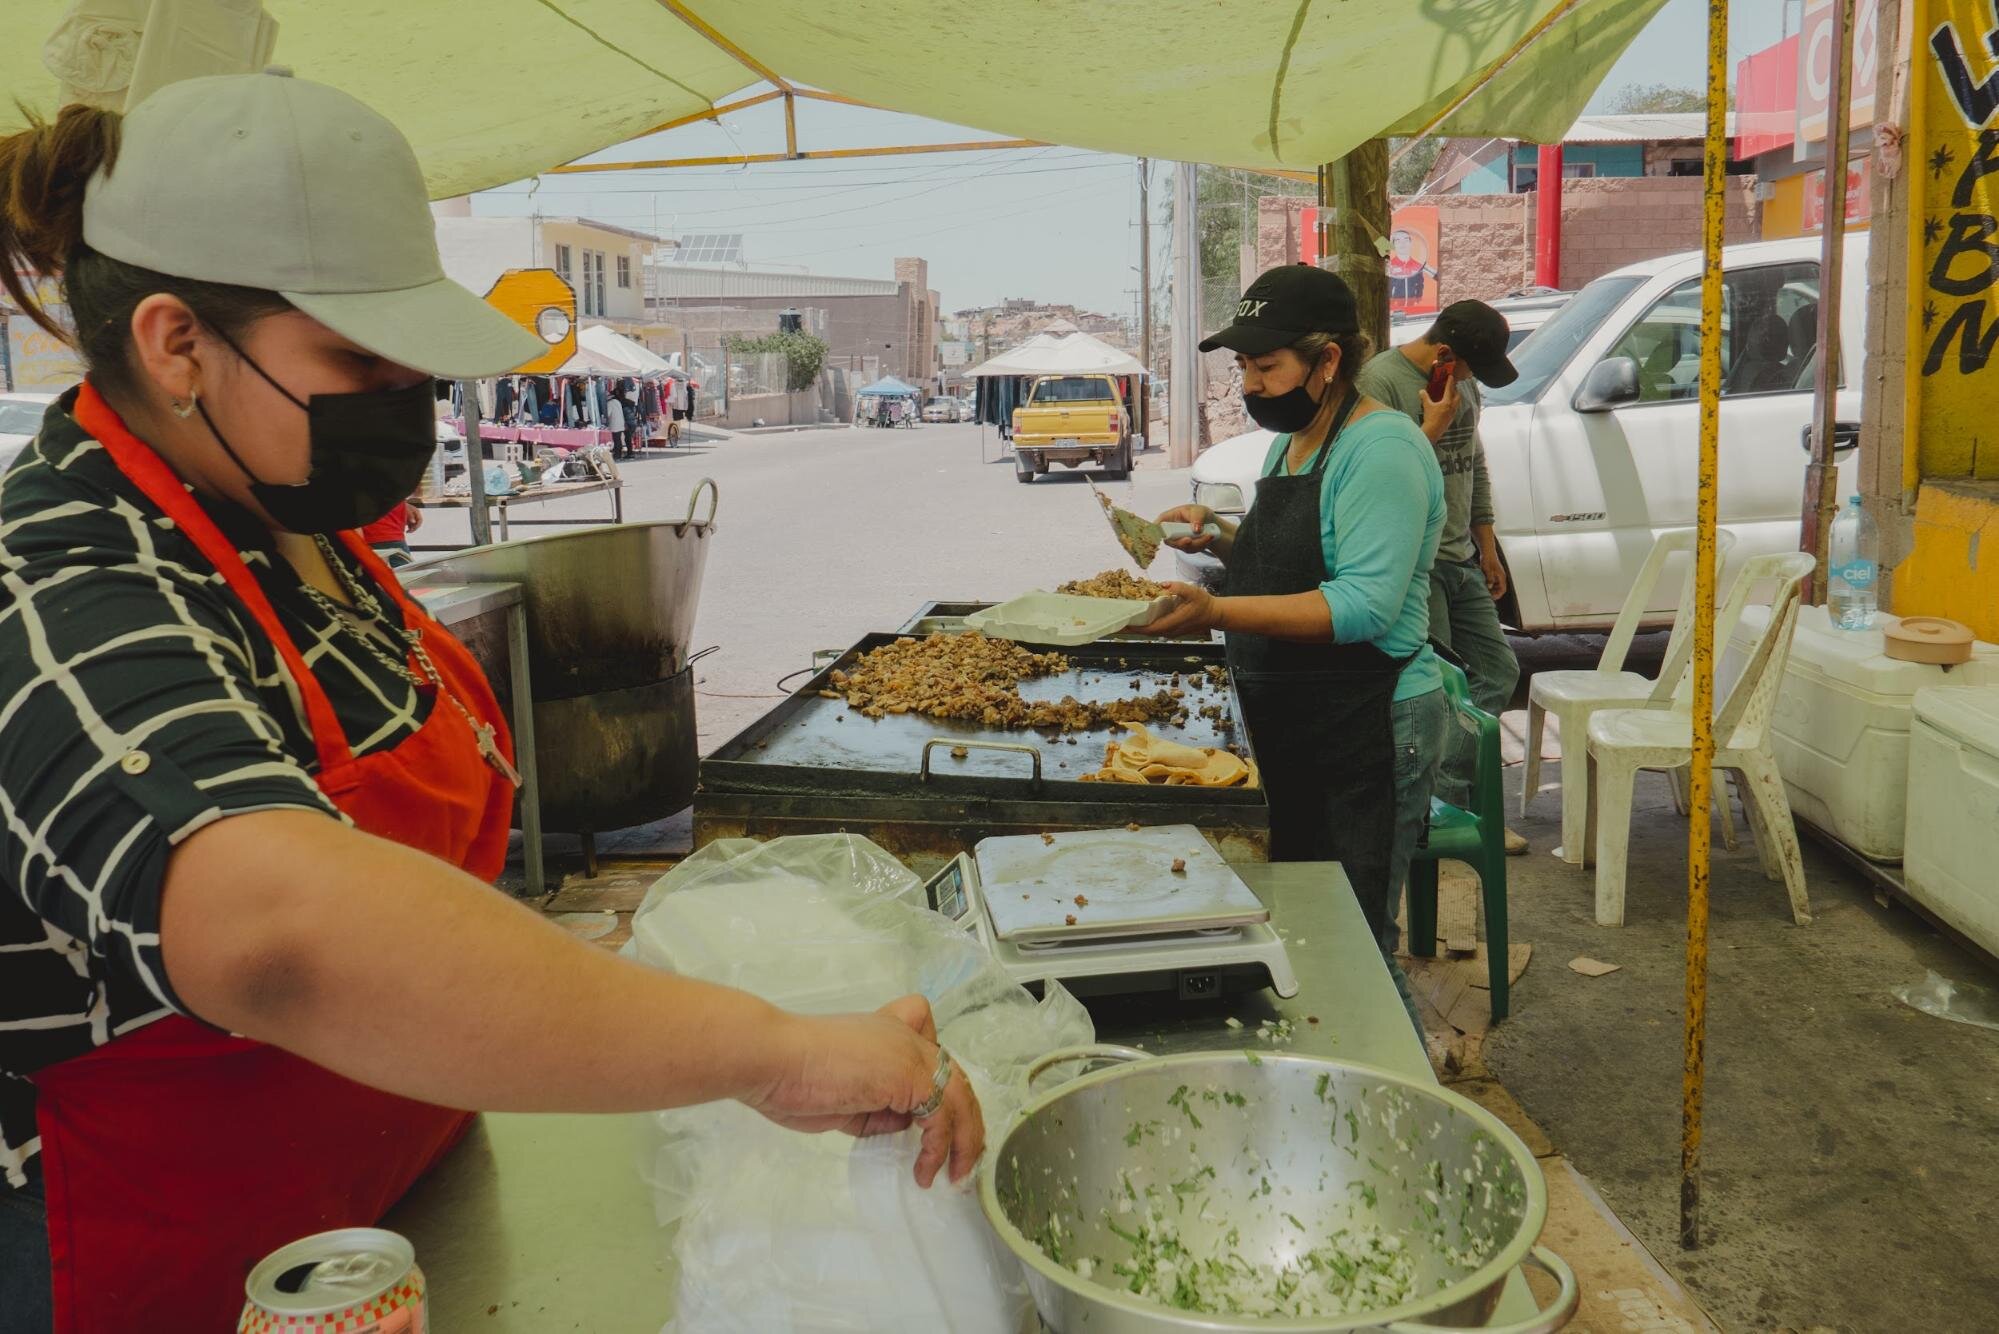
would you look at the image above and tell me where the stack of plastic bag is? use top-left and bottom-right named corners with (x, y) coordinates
top-left (623, 834), bottom-right (1092, 1334)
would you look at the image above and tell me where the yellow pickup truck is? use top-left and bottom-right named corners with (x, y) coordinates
top-left (1010, 374), bottom-right (1131, 483)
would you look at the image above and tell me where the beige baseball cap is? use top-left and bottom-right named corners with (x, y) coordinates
top-left (83, 69), bottom-right (543, 380)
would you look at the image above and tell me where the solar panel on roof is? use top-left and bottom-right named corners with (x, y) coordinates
top-left (673, 233), bottom-right (744, 265)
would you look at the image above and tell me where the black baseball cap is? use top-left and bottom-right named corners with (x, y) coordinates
top-left (1199, 264), bottom-right (1359, 355)
top-left (1430, 300), bottom-right (1518, 388)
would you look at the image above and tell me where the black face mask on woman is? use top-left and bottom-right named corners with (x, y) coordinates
top-left (195, 329), bottom-right (438, 535)
top-left (1242, 370), bottom-right (1331, 435)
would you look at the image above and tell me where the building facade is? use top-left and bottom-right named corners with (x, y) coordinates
top-left (431, 201), bottom-right (670, 340)
top-left (647, 256), bottom-right (942, 386)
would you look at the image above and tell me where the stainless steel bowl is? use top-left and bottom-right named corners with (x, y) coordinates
top-left (980, 1048), bottom-right (1576, 1334)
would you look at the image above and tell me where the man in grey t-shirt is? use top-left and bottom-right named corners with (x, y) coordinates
top-left (1355, 300), bottom-right (1527, 853)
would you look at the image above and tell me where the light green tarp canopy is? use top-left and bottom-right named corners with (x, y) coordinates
top-left (6, 0), bottom-right (1668, 198)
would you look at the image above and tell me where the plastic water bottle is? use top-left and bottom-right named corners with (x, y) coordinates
top-left (1828, 494), bottom-right (1879, 630)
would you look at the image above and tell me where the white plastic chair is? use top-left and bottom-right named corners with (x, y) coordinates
top-left (1582, 551), bottom-right (1816, 928)
top-left (1523, 527), bottom-right (1738, 864)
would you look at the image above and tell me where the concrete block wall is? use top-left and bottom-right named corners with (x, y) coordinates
top-left (1255, 178), bottom-right (1756, 304)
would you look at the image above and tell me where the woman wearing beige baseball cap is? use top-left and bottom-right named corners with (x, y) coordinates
top-left (0, 72), bottom-right (980, 1331)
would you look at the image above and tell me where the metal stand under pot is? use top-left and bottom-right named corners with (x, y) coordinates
top-left (406, 481), bottom-right (719, 876)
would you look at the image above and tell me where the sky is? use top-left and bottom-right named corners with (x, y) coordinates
top-left (470, 0), bottom-right (1796, 321)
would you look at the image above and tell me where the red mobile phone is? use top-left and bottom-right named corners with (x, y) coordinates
top-left (1426, 349), bottom-right (1457, 401)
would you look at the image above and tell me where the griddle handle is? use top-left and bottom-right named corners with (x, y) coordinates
top-left (920, 738), bottom-right (1043, 789)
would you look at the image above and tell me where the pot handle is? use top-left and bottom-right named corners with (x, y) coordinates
top-left (1024, 1043), bottom-right (1151, 1091)
top-left (681, 476), bottom-right (719, 526)
top-left (1384, 1246), bottom-right (1578, 1334)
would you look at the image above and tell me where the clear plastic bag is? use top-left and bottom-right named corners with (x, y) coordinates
top-left (1891, 969), bottom-right (1999, 1033)
top-left (625, 834), bottom-right (1091, 1333)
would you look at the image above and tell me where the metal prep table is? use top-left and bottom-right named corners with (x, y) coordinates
top-left (409, 581), bottom-right (544, 896)
top-left (385, 862), bottom-right (1537, 1330)
top-left (410, 477), bottom-right (624, 547)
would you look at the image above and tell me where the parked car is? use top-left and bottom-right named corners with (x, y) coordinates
top-left (956, 396), bottom-right (978, 423)
top-left (1180, 233), bottom-right (1866, 633)
top-left (1011, 373), bottom-right (1132, 482)
top-left (922, 396), bottom-right (956, 423)
top-left (0, 391), bottom-right (59, 473)
top-left (1387, 290), bottom-right (1573, 350)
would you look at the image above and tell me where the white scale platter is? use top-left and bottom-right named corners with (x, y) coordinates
top-left (925, 825), bottom-right (1298, 1000)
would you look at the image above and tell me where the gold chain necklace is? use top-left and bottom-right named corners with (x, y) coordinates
top-left (303, 535), bottom-right (522, 787)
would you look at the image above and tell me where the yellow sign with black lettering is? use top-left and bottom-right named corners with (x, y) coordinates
top-left (1917, 0), bottom-right (1999, 476)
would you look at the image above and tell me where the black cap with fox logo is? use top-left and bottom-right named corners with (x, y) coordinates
top-left (1199, 264), bottom-right (1360, 355)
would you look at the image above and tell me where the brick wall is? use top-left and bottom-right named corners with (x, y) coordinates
top-left (1255, 178), bottom-right (1757, 301)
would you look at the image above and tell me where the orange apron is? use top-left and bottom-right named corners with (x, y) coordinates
top-left (31, 383), bottom-right (516, 1331)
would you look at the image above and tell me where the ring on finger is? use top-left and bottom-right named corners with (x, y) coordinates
top-left (912, 1047), bottom-right (953, 1120)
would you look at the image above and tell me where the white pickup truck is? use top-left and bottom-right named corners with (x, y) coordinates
top-left (1178, 234), bottom-right (1868, 632)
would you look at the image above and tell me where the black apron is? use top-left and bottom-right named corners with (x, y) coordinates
top-left (1226, 393), bottom-right (1412, 941)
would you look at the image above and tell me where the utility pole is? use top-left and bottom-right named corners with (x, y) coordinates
top-left (1168, 160), bottom-right (1201, 468)
top-left (1803, 0), bottom-right (1856, 602)
top-left (1138, 157), bottom-right (1153, 375)
top-left (1319, 141), bottom-right (1391, 356)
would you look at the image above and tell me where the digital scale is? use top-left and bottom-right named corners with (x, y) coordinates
top-left (924, 824), bottom-right (1298, 1001)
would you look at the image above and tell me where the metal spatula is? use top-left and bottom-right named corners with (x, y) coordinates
top-left (1088, 480), bottom-right (1216, 571)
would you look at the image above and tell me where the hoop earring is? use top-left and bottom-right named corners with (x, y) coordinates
top-left (171, 390), bottom-right (198, 419)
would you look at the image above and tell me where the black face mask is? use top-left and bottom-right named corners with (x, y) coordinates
top-left (1242, 376), bottom-right (1328, 434)
top-left (196, 331), bottom-right (437, 535)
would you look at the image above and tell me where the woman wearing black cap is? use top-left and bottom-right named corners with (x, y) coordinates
top-left (1143, 266), bottom-right (1448, 1005)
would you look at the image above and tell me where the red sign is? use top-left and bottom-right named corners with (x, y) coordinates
top-left (1735, 34), bottom-right (1800, 159)
top-left (1299, 204), bottom-right (1442, 317)
top-left (1798, 0), bottom-right (1880, 143)
top-left (1801, 157), bottom-right (1873, 232)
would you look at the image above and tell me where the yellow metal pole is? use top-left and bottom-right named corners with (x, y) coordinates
top-left (1901, 0), bottom-right (1928, 503)
top-left (1682, 0), bottom-right (1730, 1253)
top-left (632, 88), bottom-right (786, 140)
top-left (654, 0), bottom-right (794, 91)
top-left (546, 138), bottom-right (1046, 174)
top-left (1387, 0), bottom-right (1582, 164)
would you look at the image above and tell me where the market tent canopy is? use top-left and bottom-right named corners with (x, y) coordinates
top-left (555, 343), bottom-right (651, 376)
top-left (579, 325), bottom-right (673, 374)
top-left (857, 377), bottom-right (920, 397)
top-left (971, 332), bottom-right (1146, 379)
top-left (10, 0), bottom-right (1669, 195)
top-left (966, 333), bottom-right (1062, 378)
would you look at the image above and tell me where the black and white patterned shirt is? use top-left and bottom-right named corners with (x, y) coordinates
top-left (0, 390), bottom-right (434, 1191)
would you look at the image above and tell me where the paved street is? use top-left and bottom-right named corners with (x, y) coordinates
top-left (414, 420), bottom-right (1194, 748)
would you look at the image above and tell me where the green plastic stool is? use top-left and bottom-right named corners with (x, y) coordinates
top-left (1406, 660), bottom-right (1511, 1021)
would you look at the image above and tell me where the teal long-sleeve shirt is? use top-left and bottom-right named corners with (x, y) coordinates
top-left (1259, 409), bottom-right (1444, 702)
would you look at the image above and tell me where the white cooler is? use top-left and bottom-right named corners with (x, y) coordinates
top-left (1720, 606), bottom-right (1999, 861)
top-left (1905, 686), bottom-right (1999, 960)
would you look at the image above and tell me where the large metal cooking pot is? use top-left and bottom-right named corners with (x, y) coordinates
top-left (407, 481), bottom-right (718, 696)
top-left (405, 480), bottom-right (718, 834)
top-left (981, 1048), bottom-right (1577, 1334)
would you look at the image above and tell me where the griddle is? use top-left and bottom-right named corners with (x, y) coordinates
top-left (695, 632), bottom-right (1269, 871)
